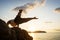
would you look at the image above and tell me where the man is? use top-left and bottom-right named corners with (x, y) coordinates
top-left (7, 9), bottom-right (38, 27)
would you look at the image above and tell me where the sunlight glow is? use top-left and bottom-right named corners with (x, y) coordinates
top-left (9, 24), bottom-right (13, 28)
top-left (28, 26), bottom-right (36, 32)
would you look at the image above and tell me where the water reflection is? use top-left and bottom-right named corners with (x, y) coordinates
top-left (29, 33), bottom-right (40, 40)
top-left (29, 32), bottom-right (60, 40)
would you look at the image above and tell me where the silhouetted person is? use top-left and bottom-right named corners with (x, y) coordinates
top-left (7, 9), bottom-right (38, 27)
top-left (0, 19), bottom-right (17, 40)
top-left (11, 26), bottom-right (33, 40)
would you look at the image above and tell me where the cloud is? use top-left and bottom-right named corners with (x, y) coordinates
top-left (13, 2), bottom-right (36, 12)
top-left (13, 0), bottom-right (46, 13)
top-left (54, 7), bottom-right (60, 13)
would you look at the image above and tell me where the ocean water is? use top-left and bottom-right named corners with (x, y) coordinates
top-left (29, 32), bottom-right (60, 40)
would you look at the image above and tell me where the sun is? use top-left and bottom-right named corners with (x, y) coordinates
top-left (28, 26), bottom-right (36, 32)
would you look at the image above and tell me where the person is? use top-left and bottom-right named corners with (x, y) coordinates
top-left (11, 26), bottom-right (33, 40)
top-left (7, 9), bottom-right (38, 27)
top-left (0, 19), bottom-right (17, 40)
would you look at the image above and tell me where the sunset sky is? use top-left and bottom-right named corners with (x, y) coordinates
top-left (0, 0), bottom-right (60, 32)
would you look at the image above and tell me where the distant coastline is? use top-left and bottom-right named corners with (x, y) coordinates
top-left (28, 31), bottom-right (46, 33)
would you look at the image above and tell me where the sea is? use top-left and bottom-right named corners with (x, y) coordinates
top-left (29, 32), bottom-right (60, 40)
